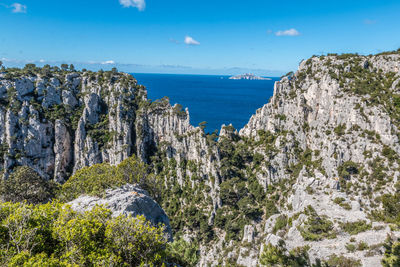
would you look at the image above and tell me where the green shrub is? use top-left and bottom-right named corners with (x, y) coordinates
top-left (380, 191), bottom-right (400, 225)
top-left (333, 197), bottom-right (352, 210)
top-left (357, 241), bottom-right (369, 251)
top-left (338, 161), bottom-right (358, 179)
top-left (0, 202), bottom-right (168, 266)
top-left (260, 241), bottom-right (311, 267)
top-left (340, 220), bottom-right (371, 235)
top-left (0, 166), bottom-right (58, 204)
top-left (59, 156), bottom-right (161, 202)
top-left (345, 243), bottom-right (356, 252)
top-left (273, 215), bottom-right (288, 234)
top-left (59, 163), bottom-right (119, 201)
top-left (166, 238), bottom-right (200, 266)
top-left (382, 236), bottom-right (400, 267)
top-left (334, 124), bottom-right (346, 136)
top-left (299, 206), bottom-right (336, 241)
top-left (324, 254), bottom-right (361, 267)
top-left (265, 200), bottom-right (279, 219)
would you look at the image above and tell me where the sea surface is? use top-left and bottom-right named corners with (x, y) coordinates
top-left (132, 73), bottom-right (279, 133)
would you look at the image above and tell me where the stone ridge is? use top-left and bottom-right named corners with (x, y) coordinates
top-left (0, 68), bottom-right (146, 182)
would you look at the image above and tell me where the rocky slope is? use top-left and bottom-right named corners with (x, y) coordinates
top-left (219, 52), bottom-right (400, 266)
top-left (1, 51), bottom-right (400, 266)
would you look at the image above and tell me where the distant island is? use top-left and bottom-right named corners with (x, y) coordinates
top-left (229, 73), bottom-right (271, 80)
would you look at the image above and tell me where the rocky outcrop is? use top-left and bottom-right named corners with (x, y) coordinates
top-left (2, 52), bottom-right (400, 266)
top-left (226, 53), bottom-right (400, 266)
top-left (189, 53), bottom-right (400, 266)
top-left (0, 69), bottom-right (146, 181)
top-left (68, 183), bottom-right (173, 241)
top-left (135, 99), bottom-right (222, 220)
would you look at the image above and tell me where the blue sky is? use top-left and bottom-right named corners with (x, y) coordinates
top-left (1, 0), bottom-right (400, 75)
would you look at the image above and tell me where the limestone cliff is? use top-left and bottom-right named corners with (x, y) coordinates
top-left (0, 67), bottom-right (145, 182)
top-left (1, 52), bottom-right (400, 266)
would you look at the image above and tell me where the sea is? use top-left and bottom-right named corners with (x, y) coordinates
top-left (132, 73), bottom-right (279, 133)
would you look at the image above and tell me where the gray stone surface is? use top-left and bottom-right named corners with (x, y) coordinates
top-left (68, 183), bottom-right (173, 241)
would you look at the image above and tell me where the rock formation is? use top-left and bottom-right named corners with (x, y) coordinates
top-left (0, 68), bottom-right (146, 182)
top-left (1, 51), bottom-right (400, 266)
top-left (68, 183), bottom-right (173, 241)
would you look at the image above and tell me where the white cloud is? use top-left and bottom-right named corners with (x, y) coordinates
top-left (39, 59), bottom-right (45, 63)
top-left (101, 60), bottom-right (115, 65)
top-left (11, 3), bottom-right (27, 13)
top-left (119, 0), bottom-right (145, 11)
top-left (275, 28), bottom-right (300, 36)
top-left (184, 36), bottom-right (200, 46)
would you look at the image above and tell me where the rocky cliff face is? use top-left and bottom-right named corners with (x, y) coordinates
top-left (0, 67), bottom-right (145, 182)
top-left (1, 52), bottom-right (400, 266)
top-left (218, 53), bottom-right (400, 266)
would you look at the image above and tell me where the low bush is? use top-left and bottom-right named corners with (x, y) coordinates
top-left (299, 206), bottom-right (336, 241)
top-left (0, 201), bottom-right (168, 266)
top-left (333, 197), bottom-right (352, 210)
top-left (325, 254), bottom-right (361, 267)
top-left (382, 235), bottom-right (400, 267)
top-left (259, 240), bottom-right (311, 267)
top-left (0, 166), bottom-right (58, 204)
top-left (166, 237), bottom-right (200, 266)
top-left (273, 215), bottom-right (288, 234)
top-left (345, 243), bottom-right (356, 252)
top-left (59, 155), bottom-right (161, 202)
top-left (340, 220), bottom-right (371, 235)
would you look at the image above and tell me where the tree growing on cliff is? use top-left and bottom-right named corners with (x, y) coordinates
top-left (60, 63), bottom-right (69, 71)
top-left (0, 166), bottom-right (57, 204)
top-left (382, 235), bottom-right (400, 267)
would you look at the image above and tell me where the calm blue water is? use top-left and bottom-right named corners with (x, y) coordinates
top-left (132, 73), bottom-right (278, 133)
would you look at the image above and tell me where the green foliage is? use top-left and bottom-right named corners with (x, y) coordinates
top-left (345, 243), bottom-right (356, 252)
top-left (59, 163), bottom-right (119, 201)
top-left (117, 156), bottom-right (162, 201)
top-left (333, 124), bottom-right (346, 136)
top-left (324, 254), bottom-right (361, 267)
top-left (338, 161), bottom-right (358, 179)
top-left (0, 166), bottom-right (58, 204)
top-left (356, 241), bottom-right (369, 251)
top-left (166, 237), bottom-right (199, 266)
top-left (374, 183), bottom-right (400, 225)
top-left (86, 114), bottom-right (115, 149)
top-left (260, 241), bottom-right (311, 267)
top-left (332, 197), bottom-right (351, 210)
top-left (59, 155), bottom-right (161, 202)
top-left (172, 104), bottom-right (186, 117)
top-left (299, 206), bottom-right (336, 241)
top-left (273, 215), bottom-right (288, 234)
top-left (340, 220), bottom-right (371, 235)
top-left (0, 202), bottom-right (168, 266)
top-left (60, 64), bottom-right (69, 71)
top-left (382, 145), bottom-right (397, 163)
top-left (382, 235), bottom-right (400, 267)
top-left (265, 200), bottom-right (279, 219)
top-left (198, 121), bottom-right (207, 130)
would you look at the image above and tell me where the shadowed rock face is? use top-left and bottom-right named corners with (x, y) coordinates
top-left (68, 183), bottom-right (173, 241)
top-left (0, 70), bottom-right (145, 182)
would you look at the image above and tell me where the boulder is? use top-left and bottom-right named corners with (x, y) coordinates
top-left (68, 184), bottom-right (173, 241)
